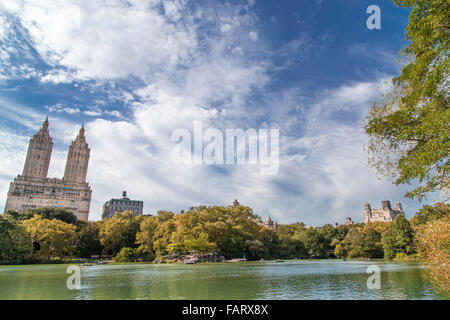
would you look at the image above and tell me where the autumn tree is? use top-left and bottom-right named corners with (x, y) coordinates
top-left (99, 211), bottom-right (141, 256)
top-left (364, 0), bottom-right (449, 201)
top-left (114, 247), bottom-right (137, 263)
top-left (136, 215), bottom-right (159, 258)
top-left (410, 202), bottom-right (449, 226)
top-left (415, 215), bottom-right (450, 294)
top-left (184, 232), bottom-right (217, 254)
top-left (24, 215), bottom-right (76, 261)
top-left (334, 243), bottom-right (347, 258)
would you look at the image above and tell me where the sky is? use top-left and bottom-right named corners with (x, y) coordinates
top-left (0, 0), bottom-right (435, 224)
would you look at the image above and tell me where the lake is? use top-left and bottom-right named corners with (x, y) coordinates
top-left (0, 260), bottom-right (445, 300)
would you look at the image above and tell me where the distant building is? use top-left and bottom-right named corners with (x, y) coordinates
top-left (187, 205), bottom-right (206, 211)
top-left (364, 200), bottom-right (405, 223)
top-left (102, 191), bottom-right (143, 219)
top-left (264, 215), bottom-right (279, 231)
top-left (345, 217), bottom-right (354, 225)
top-left (4, 118), bottom-right (92, 220)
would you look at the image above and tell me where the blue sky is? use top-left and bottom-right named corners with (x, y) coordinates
top-left (0, 0), bottom-right (433, 224)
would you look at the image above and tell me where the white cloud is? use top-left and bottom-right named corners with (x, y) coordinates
top-left (2, 0), bottom-right (199, 82)
top-left (0, 1), bottom-right (423, 225)
top-left (249, 31), bottom-right (258, 41)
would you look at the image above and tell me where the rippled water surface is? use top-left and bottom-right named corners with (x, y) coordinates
top-left (0, 260), bottom-right (445, 299)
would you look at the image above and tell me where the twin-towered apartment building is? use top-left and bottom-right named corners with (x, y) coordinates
top-left (4, 118), bottom-right (92, 220)
top-left (3, 118), bottom-right (144, 221)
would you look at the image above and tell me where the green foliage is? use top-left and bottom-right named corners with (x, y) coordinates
top-left (244, 240), bottom-right (267, 260)
top-left (75, 221), bottom-right (103, 258)
top-left (279, 238), bottom-right (307, 259)
top-left (135, 216), bottom-right (159, 258)
top-left (334, 243), bottom-right (347, 258)
top-left (320, 224), bottom-right (338, 252)
top-left (345, 228), bottom-right (363, 249)
top-left (360, 228), bottom-right (384, 258)
top-left (334, 225), bottom-right (349, 241)
top-left (302, 228), bottom-right (327, 259)
top-left (348, 247), bottom-right (363, 259)
top-left (99, 211), bottom-right (141, 256)
top-left (3, 202), bottom-right (441, 265)
top-left (7, 207), bottom-right (78, 225)
top-left (411, 202), bottom-right (449, 226)
top-left (184, 232), bottom-right (216, 254)
top-left (23, 215), bottom-right (77, 261)
top-left (382, 215), bottom-right (415, 259)
top-left (114, 247), bottom-right (137, 263)
top-left (0, 216), bottom-right (33, 264)
top-left (364, 0), bottom-right (449, 201)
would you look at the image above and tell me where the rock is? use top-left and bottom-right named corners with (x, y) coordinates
top-left (155, 252), bottom-right (225, 264)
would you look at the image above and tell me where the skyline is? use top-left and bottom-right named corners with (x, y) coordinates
top-left (0, 0), bottom-right (442, 224)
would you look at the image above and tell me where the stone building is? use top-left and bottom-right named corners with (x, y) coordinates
top-left (4, 118), bottom-right (92, 220)
top-left (102, 191), bottom-right (143, 219)
top-left (345, 217), bottom-right (354, 225)
top-left (264, 215), bottom-right (279, 231)
top-left (364, 200), bottom-right (405, 223)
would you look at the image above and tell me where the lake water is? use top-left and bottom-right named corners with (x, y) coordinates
top-left (0, 260), bottom-right (445, 300)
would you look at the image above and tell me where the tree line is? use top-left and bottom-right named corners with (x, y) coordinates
top-left (0, 204), bottom-right (446, 261)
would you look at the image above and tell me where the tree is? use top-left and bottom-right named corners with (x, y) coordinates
top-left (382, 215), bottom-right (415, 259)
top-left (364, 0), bottom-right (449, 201)
top-left (99, 211), bottom-right (141, 256)
top-left (152, 220), bottom-right (176, 257)
top-left (114, 247), bottom-right (137, 263)
top-left (184, 232), bottom-right (216, 254)
top-left (415, 215), bottom-right (450, 293)
top-left (19, 208), bottom-right (78, 225)
top-left (320, 224), bottom-right (338, 251)
top-left (167, 229), bottom-right (187, 255)
top-left (136, 216), bottom-right (159, 258)
top-left (156, 211), bottom-right (175, 223)
top-left (334, 243), bottom-right (347, 258)
top-left (244, 240), bottom-right (267, 260)
top-left (345, 228), bottom-right (363, 249)
top-left (0, 217), bottom-right (33, 264)
top-left (302, 228), bottom-right (327, 258)
top-left (410, 202), bottom-right (449, 226)
top-left (75, 221), bottom-right (103, 258)
top-left (23, 215), bottom-right (76, 261)
top-left (360, 228), bottom-right (384, 259)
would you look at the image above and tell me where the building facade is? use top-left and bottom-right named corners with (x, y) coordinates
top-left (344, 217), bottom-right (354, 225)
top-left (264, 215), bottom-right (279, 231)
top-left (102, 191), bottom-right (143, 219)
top-left (364, 200), bottom-right (405, 223)
top-left (4, 118), bottom-right (92, 220)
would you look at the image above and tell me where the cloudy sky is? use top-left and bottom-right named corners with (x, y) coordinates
top-left (0, 0), bottom-right (430, 224)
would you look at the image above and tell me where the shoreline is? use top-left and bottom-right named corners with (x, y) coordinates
top-left (0, 258), bottom-right (425, 268)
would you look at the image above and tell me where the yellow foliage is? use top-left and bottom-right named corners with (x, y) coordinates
top-left (415, 216), bottom-right (450, 294)
top-left (23, 214), bottom-right (76, 261)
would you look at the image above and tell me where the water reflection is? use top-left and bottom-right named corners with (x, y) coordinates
top-left (0, 261), bottom-right (444, 300)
